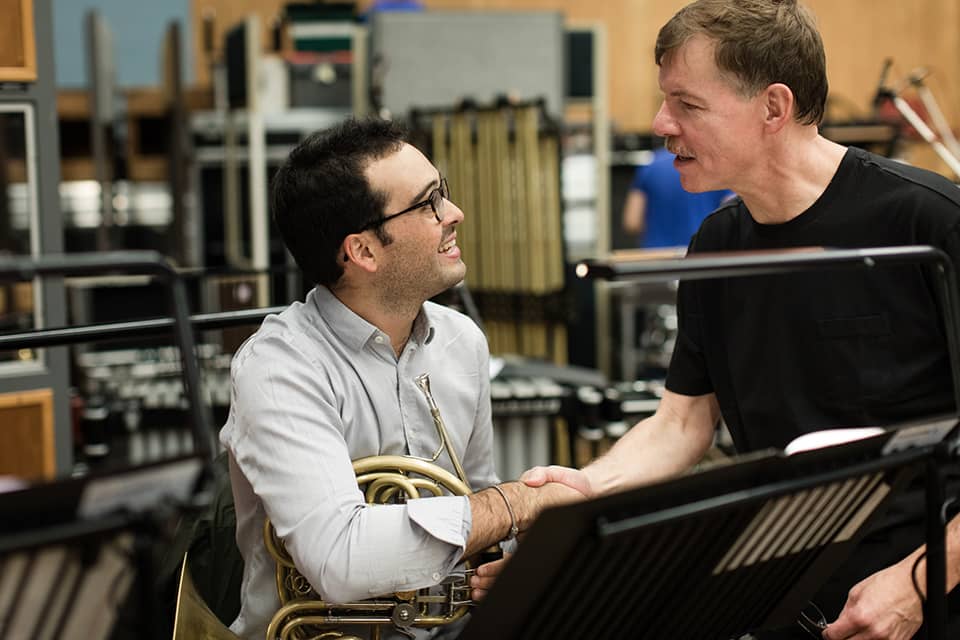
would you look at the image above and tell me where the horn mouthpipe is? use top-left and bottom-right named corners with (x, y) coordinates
top-left (415, 373), bottom-right (470, 490)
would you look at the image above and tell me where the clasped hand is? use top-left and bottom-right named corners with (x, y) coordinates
top-left (470, 465), bottom-right (593, 600)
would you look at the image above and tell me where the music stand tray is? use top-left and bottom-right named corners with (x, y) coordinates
top-left (462, 418), bottom-right (958, 640)
top-left (0, 454), bottom-right (205, 640)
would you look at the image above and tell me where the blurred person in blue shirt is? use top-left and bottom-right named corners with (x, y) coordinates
top-left (622, 146), bottom-right (733, 248)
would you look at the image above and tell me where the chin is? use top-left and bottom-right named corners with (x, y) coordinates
top-left (444, 269), bottom-right (466, 291)
top-left (426, 268), bottom-right (466, 298)
top-left (680, 177), bottom-right (718, 194)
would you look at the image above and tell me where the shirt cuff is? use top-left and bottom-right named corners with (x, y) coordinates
top-left (407, 495), bottom-right (471, 550)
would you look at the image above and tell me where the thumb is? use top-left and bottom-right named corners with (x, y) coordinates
top-left (519, 466), bottom-right (548, 487)
top-left (822, 608), bottom-right (853, 640)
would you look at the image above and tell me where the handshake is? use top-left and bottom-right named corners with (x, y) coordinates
top-left (468, 465), bottom-right (596, 600)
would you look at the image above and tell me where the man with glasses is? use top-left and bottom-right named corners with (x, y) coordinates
top-left (219, 117), bottom-right (581, 639)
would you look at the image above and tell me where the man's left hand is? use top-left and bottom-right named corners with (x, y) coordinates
top-left (470, 553), bottom-right (511, 601)
top-left (822, 560), bottom-right (923, 640)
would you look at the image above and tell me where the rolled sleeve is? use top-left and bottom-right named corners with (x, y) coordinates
top-left (294, 498), bottom-right (471, 602)
top-left (407, 495), bottom-right (471, 549)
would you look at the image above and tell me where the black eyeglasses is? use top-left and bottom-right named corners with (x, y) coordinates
top-left (796, 601), bottom-right (827, 638)
top-left (360, 176), bottom-right (450, 231)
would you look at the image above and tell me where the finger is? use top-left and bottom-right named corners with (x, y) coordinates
top-left (470, 573), bottom-right (498, 592)
top-left (475, 556), bottom-right (509, 577)
top-left (471, 586), bottom-right (490, 601)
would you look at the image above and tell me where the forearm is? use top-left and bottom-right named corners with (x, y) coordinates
top-left (622, 191), bottom-right (646, 235)
top-left (464, 481), bottom-right (574, 557)
top-left (583, 391), bottom-right (717, 495)
top-left (283, 498), bottom-right (469, 602)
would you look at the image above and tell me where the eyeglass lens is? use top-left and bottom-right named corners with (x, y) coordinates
top-left (429, 178), bottom-right (450, 221)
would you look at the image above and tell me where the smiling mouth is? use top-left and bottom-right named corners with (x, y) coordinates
top-left (439, 236), bottom-right (457, 253)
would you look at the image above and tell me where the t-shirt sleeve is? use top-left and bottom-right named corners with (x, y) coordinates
top-left (664, 280), bottom-right (714, 396)
top-left (665, 234), bottom-right (714, 396)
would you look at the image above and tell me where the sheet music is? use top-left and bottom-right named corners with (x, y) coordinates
top-left (784, 428), bottom-right (884, 455)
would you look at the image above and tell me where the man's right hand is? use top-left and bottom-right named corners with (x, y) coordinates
top-left (519, 465), bottom-right (594, 498)
top-left (468, 479), bottom-right (587, 598)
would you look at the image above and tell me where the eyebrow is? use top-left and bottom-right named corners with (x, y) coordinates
top-left (668, 89), bottom-right (704, 102)
top-left (407, 174), bottom-right (440, 207)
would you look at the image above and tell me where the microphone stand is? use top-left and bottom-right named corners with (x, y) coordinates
top-left (909, 68), bottom-right (960, 161)
top-left (876, 73), bottom-right (960, 180)
top-left (576, 245), bottom-right (960, 639)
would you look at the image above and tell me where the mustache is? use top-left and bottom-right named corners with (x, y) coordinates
top-left (663, 138), bottom-right (693, 158)
top-left (664, 138), bottom-right (686, 156)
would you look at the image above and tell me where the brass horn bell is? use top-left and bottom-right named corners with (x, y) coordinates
top-left (172, 554), bottom-right (242, 640)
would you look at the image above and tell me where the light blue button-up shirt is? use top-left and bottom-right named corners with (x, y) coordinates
top-left (221, 285), bottom-right (498, 639)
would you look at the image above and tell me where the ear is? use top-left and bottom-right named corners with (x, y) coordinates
top-left (763, 83), bottom-right (794, 133)
top-left (341, 232), bottom-right (380, 275)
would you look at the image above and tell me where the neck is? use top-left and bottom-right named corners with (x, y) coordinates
top-left (330, 282), bottom-right (420, 356)
top-left (737, 131), bottom-right (847, 224)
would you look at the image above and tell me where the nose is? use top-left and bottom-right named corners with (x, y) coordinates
top-left (443, 198), bottom-right (465, 226)
top-left (652, 101), bottom-right (679, 138)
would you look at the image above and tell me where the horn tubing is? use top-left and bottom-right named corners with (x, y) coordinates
top-left (415, 373), bottom-right (470, 490)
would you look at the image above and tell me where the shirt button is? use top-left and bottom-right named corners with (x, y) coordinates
top-left (432, 572), bottom-right (441, 581)
top-left (374, 336), bottom-right (385, 344)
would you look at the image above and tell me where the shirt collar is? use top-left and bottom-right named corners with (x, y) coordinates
top-left (311, 285), bottom-right (437, 351)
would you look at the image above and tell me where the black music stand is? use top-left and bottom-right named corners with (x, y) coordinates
top-left (0, 456), bottom-right (204, 640)
top-left (0, 252), bottom-right (214, 640)
top-left (464, 246), bottom-right (960, 639)
top-left (463, 417), bottom-right (958, 640)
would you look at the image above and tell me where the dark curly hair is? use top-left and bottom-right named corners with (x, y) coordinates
top-left (271, 117), bottom-right (407, 287)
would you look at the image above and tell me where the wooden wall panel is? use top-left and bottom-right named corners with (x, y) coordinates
top-left (423, 0), bottom-right (960, 130)
top-left (0, 0), bottom-right (37, 82)
top-left (807, 0), bottom-right (960, 174)
top-left (191, 0), bottom-right (960, 171)
top-left (809, 0), bottom-right (960, 121)
top-left (0, 388), bottom-right (55, 482)
top-left (424, 0), bottom-right (960, 173)
top-left (191, 0), bottom-right (287, 86)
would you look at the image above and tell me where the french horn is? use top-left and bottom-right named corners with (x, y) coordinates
top-left (263, 373), bottom-right (486, 640)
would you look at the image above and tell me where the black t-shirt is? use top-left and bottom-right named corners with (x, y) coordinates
top-left (666, 146), bottom-right (960, 453)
